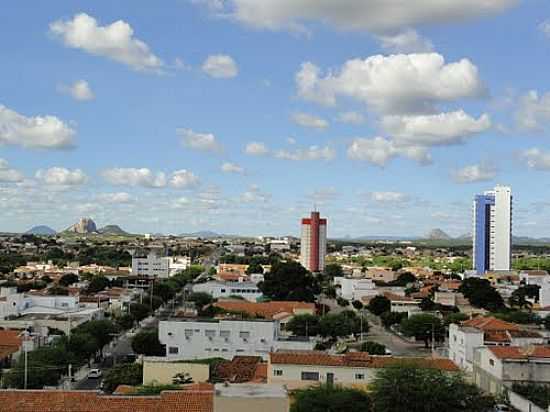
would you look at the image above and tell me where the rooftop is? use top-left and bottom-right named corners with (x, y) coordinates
top-left (0, 386), bottom-right (214, 412)
top-left (213, 301), bottom-right (315, 320)
top-left (270, 351), bottom-right (458, 372)
top-left (214, 383), bottom-right (287, 399)
top-left (488, 345), bottom-right (550, 360)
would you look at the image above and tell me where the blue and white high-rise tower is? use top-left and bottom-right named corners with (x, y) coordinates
top-left (473, 185), bottom-right (512, 274)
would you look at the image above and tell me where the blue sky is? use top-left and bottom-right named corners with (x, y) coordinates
top-left (2, 0), bottom-right (550, 237)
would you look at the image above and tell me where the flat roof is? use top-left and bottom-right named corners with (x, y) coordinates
top-left (215, 383), bottom-right (287, 399)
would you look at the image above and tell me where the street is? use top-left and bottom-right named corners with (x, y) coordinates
top-left (366, 321), bottom-right (429, 356)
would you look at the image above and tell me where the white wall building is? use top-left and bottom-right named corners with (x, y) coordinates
top-left (159, 319), bottom-right (315, 361)
top-left (132, 252), bottom-right (191, 278)
top-left (539, 276), bottom-right (550, 308)
top-left (192, 281), bottom-right (263, 302)
top-left (473, 185), bottom-right (512, 274)
top-left (334, 277), bottom-right (376, 301)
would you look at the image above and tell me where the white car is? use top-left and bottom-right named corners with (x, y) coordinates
top-left (88, 369), bottom-right (102, 379)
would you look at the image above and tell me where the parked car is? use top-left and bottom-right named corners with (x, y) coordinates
top-left (87, 369), bottom-right (102, 379)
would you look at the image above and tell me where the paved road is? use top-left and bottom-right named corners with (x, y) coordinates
top-left (74, 316), bottom-right (160, 390)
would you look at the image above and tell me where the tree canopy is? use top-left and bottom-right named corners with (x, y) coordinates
top-left (291, 384), bottom-right (371, 412)
top-left (103, 363), bottom-right (143, 393)
top-left (369, 365), bottom-right (494, 412)
top-left (259, 261), bottom-right (320, 302)
top-left (131, 328), bottom-right (165, 356)
top-left (400, 314), bottom-right (445, 348)
top-left (367, 295), bottom-right (391, 316)
top-left (458, 278), bottom-right (504, 311)
top-left (285, 314), bottom-right (320, 337)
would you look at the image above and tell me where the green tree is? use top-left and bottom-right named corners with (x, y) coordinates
top-left (103, 363), bottom-right (143, 393)
top-left (187, 292), bottom-right (215, 308)
top-left (444, 312), bottom-right (469, 326)
top-left (419, 297), bottom-right (436, 312)
top-left (369, 365), bottom-right (494, 412)
top-left (323, 263), bottom-right (344, 279)
top-left (285, 314), bottom-right (321, 337)
top-left (74, 320), bottom-right (118, 354)
top-left (352, 300), bottom-right (364, 310)
top-left (360, 341), bottom-right (387, 355)
top-left (86, 275), bottom-right (110, 294)
top-left (367, 295), bottom-right (391, 316)
top-left (319, 311), bottom-right (366, 339)
top-left (459, 278), bottom-right (505, 311)
top-left (380, 311), bottom-right (406, 328)
top-left (129, 302), bottom-right (151, 322)
top-left (59, 273), bottom-right (79, 287)
top-left (400, 314), bottom-right (445, 348)
top-left (131, 328), bottom-right (165, 356)
top-left (116, 314), bottom-right (135, 330)
top-left (291, 384), bottom-right (371, 412)
top-left (337, 297), bottom-right (350, 307)
top-left (246, 262), bottom-right (264, 275)
top-left (62, 332), bottom-right (99, 362)
top-left (259, 261), bottom-right (320, 302)
top-left (153, 281), bottom-right (176, 303)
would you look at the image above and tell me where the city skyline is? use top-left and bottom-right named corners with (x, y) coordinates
top-left (2, 1), bottom-right (550, 237)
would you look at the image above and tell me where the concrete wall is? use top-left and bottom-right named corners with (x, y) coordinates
top-left (142, 359), bottom-right (209, 385)
top-left (268, 362), bottom-right (374, 390)
top-left (509, 391), bottom-right (547, 412)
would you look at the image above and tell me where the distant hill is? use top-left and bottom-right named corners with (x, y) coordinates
top-left (98, 225), bottom-right (129, 236)
top-left (179, 231), bottom-right (223, 239)
top-left (426, 228), bottom-right (452, 240)
top-left (26, 225), bottom-right (56, 236)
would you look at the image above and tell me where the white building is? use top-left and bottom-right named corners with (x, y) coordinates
top-left (334, 277), bottom-right (376, 301)
top-left (473, 346), bottom-right (550, 395)
top-left (539, 275), bottom-right (550, 308)
top-left (300, 211), bottom-right (327, 273)
top-left (448, 317), bottom-right (544, 372)
top-left (132, 252), bottom-right (190, 278)
top-left (473, 185), bottom-right (512, 274)
top-left (192, 281), bottom-right (263, 302)
top-left (158, 318), bottom-right (315, 360)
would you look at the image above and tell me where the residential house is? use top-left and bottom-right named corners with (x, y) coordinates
top-left (333, 277), bottom-right (377, 301)
top-left (142, 357), bottom-right (210, 385)
top-left (473, 345), bottom-right (550, 395)
top-left (159, 318), bottom-right (314, 361)
top-left (366, 268), bottom-right (397, 283)
top-left (192, 281), bottom-right (262, 302)
top-left (268, 351), bottom-right (458, 390)
top-left (448, 317), bottom-right (544, 372)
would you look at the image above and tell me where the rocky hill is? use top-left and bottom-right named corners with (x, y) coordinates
top-left (64, 217), bottom-right (98, 234)
top-left (98, 225), bottom-right (129, 236)
top-left (426, 228), bottom-right (452, 240)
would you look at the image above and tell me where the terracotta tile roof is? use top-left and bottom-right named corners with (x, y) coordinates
top-left (270, 351), bottom-right (458, 372)
top-left (462, 316), bottom-right (520, 331)
top-left (217, 272), bottom-right (247, 282)
top-left (214, 301), bottom-right (315, 320)
top-left (0, 387), bottom-right (214, 412)
top-left (489, 345), bottom-right (550, 360)
top-left (0, 330), bottom-right (22, 348)
top-left (484, 330), bottom-right (511, 343)
top-left (215, 356), bottom-right (265, 383)
top-left (440, 281), bottom-right (461, 290)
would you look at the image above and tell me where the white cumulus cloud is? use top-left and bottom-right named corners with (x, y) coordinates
top-left (292, 112), bottom-right (329, 130)
top-left (49, 13), bottom-right (163, 72)
top-left (515, 90), bottom-right (550, 131)
top-left (178, 128), bottom-right (223, 152)
top-left (0, 105), bottom-right (75, 149)
top-left (376, 29), bottom-right (434, 53)
top-left (35, 167), bottom-right (88, 186)
top-left (382, 110), bottom-right (491, 146)
top-left (58, 80), bottom-right (95, 101)
top-left (452, 163), bottom-right (497, 183)
top-left (0, 159), bottom-right (24, 183)
top-left (296, 53), bottom-right (485, 114)
top-left (370, 191), bottom-right (410, 203)
top-left (202, 54), bottom-right (238, 78)
top-left (170, 169), bottom-right (200, 188)
top-left (244, 141), bottom-right (269, 156)
top-left (347, 136), bottom-right (431, 167)
top-left (98, 192), bottom-right (133, 204)
top-left (521, 148), bottom-right (550, 171)
top-left (336, 111), bottom-right (365, 125)
top-left (102, 168), bottom-right (167, 188)
top-left (221, 162), bottom-right (245, 174)
top-left (200, 0), bottom-right (516, 33)
top-left (275, 145), bottom-right (335, 161)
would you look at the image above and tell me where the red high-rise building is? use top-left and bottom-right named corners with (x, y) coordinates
top-left (300, 211), bottom-right (327, 272)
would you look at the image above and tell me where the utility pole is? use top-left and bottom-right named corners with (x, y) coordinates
top-left (431, 322), bottom-right (435, 357)
top-left (23, 338), bottom-right (28, 390)
top-left (68, 364), bottom-right (72, 390)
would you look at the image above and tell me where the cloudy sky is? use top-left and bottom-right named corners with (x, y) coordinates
top-left (1, 0), bottom-right (550, 237)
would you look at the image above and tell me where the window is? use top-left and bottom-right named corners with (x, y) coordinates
top-left (239, 331), bottom-right (250, 339)
top-left (222, 349), bottom-right (229, 352)
top-left (221, 289), bottom-right (226, 293)
top-left (274, 370), bottom-right (283, 376)
top-left (355, 374), bottom-right (365, 380)
top-left (301, 372), bottom-right (320, 381)
top-left (236, 349), bottom-right (245, 353)
top-left (184, 329), bottom-right (193, 336)
top-left (205, 330), bottom-right (216, 338)
top-left (168, 347), bottom-right (179, 354)
top-left (489, 359), bottom-right (495, 366)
